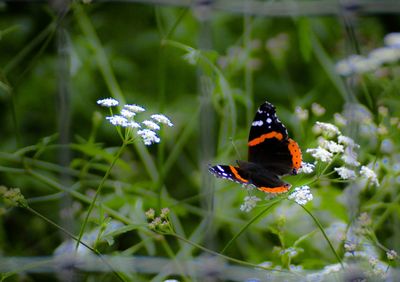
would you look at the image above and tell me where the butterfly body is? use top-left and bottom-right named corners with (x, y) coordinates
top-left (209, 101), bottom-right (302, 193)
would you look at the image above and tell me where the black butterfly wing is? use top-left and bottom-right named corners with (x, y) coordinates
top-left (248, 101), bottom-right (301, 175)
top-left (209, 162), bottom-right (291, 193)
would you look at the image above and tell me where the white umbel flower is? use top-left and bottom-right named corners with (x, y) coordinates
top-left (306, 147), bottom-right (333, 163)
top-left (360, 166), bottom-right (379, 186)
top-left (142, 120), bottom-right (161, 131)
top-left (387, 249), bottom-right (398, 260)
top-left (288, 186), bottom-right (313, 205)
top-left (314, 122), bottom-right (340, 136)
top-left (120, 109), bottom-right (136, 118)
top-left (334, 167), bottom-right (356, 180)
top-left (106, 115), bottom-right (128, 127)
top-left (335, 55), bottom-right (378, 76)
top-left (240, 196), bottom-right (261, 212)
top-left (127, 121), bottom-right (141, 129)
top-left (384, 32), bottom-right (400, 48)
top-left (311, 103), bottom-right (326, 116)
top-left (338, 135), bottom-right (359, 148)
top-left (369, 47), bottom-right (400, 65)
top-left (97, 98), bottom-right (119, 107)
top-left (124, 104), bottom-right (145, 113)
top-left (342, 147), bottom-right (360, 167)
top-left (298, 162), bottom-right (315, 174)
top-left (295, 106), bottom-right (309, 121)
top-left (137, 129), bottom-right (160, 145)
top-left (151, 114), bottom-right (174, 127)
top-left (320, 140), bottom-right (344, 154)
top-left (334, 113), bottom-right (347, 127)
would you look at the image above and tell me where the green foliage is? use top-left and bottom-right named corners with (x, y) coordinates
top-left (1, 2), bottom-right (400, 281)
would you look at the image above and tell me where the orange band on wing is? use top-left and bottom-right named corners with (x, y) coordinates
top-left (229, 165), bottom-right (249, 183)
top-left (257, 185), bottom-right (290, 193)
top-left (288, 138), bottom-right (302, 170)
top-left (248, 132), bottom-right (284, 146)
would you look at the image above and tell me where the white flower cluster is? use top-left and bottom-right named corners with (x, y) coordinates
top-left (240, 195), bottom-right (261, 212)
top-left (298, 162), bottom-right (315, 174)
top-left (306, 121), bottom-right (379, 186)
top-left (336, 32), bottom-right (400, 76)
top-left (360, 165), bottom-right (379, 186)
top-left (288, 185), bottom-right (313, 205)
top-left (97, 98), bottom-right (173, 146)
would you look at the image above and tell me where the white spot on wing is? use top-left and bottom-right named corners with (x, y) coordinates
top-left (252, 120), bottom-right (263, 126)
top-left (266, 118), bottom-right (272, 124)
top-left (217, 165), bottom-right (225, 172)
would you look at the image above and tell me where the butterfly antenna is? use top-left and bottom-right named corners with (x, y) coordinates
top-left (230, 137), bottom-right (242, 160)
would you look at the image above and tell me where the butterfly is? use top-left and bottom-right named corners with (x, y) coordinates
top-left (209, 101), bottom-right (302, 193)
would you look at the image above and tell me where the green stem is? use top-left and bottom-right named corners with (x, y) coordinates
top-left (300, 204), bottom-right (344, 268)
top-left (221, 198), bottom-right (283, 254)
top-left (165, 232), bottom-right (301, 276)
top-left (76, 142), bottom-right (127, 251)
top-left (26, 206), bottom-right (126, 282)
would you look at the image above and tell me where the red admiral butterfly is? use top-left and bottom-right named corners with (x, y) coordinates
top-left (209, 101), bottom-right (302, 193)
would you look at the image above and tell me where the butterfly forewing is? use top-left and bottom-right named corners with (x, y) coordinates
top-left (247, 102), bottom-right (295, 175)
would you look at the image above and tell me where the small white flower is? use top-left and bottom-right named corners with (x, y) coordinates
top-left (344, 241), bottom-right (357, 253)
top-left (120, 109), bottom-right (136, 118)
top-left (360, 166), bottom-right (379, 186)
top-left (387, 249), bottom-right (398, 260)
top-left (183, 49), bottom-right (200, 65)
top-left (142, 120), bottom-right (161, 131)
top-left (240, 196), bottom-right (261, 212)
top-left (298, 162), bottom-right (315, 174)
top-left (314, 121), bottom-right (340, 136)
top-left (335, 55), bottom-right (378, 76)
top-left (97, 98), bottom-right (119, 107)
top-left (106, 115), bottom-right (128, 127)
top-left (369, 47), bottom-right (400, 65)
top-left (334, 167), bottom-right (356, 180)
top-left (295, 106), bottom-right (309, 121)
top-left (341, 147), bottom-right (360, 167)
top-left (384, 32), bottom-right (400, 48)
top-left (306, 147), bottom-right (333, 163)
top-left (288, 185), bottom-right (313, 205)
top-left (334, 113), bottom-right (347, 127)
top-left (137, 129), bottom-right (160, 145)
top-left (124, 104), bottom-right (145, 113)
top-left (311, 103), bottom-right (326, 116)
top-left (338, 135), bottom-right (359, 148)
top-left (320, 140), bottom-right (344, 154)
top-left (127, 121), bottom-right (141, 129)
top-left (151, 114), bottom-right (173, 127)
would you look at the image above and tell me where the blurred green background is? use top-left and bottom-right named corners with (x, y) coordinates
top-left (1, 1), bottom-right (400, 281)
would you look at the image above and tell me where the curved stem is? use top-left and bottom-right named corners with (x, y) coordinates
top-left (300, 204), bottom-right (344, 268)
top-left (26, 206), bottom-right (126, 282)
top-left (76, 142), bottom-right (127, 251)
top-left (221, 197), bottom-right (283, 254)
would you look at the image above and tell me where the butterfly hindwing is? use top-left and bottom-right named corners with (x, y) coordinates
top-left (208, 163), bottom-right (290, 193)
